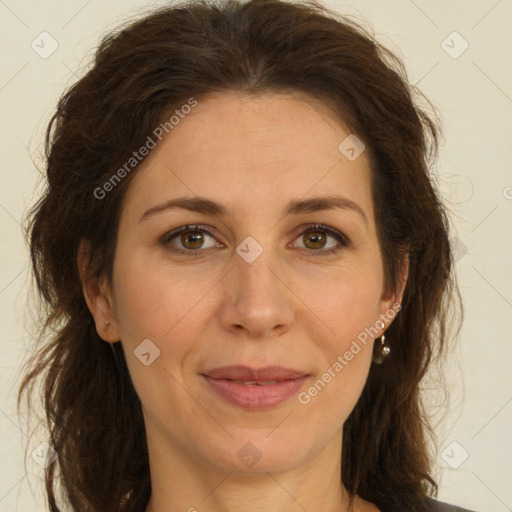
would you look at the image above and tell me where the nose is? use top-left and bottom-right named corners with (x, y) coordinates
top-left (217, 244), bottom-right (296, 340)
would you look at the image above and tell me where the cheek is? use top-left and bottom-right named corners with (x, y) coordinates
top-left (111, 248), bottom-right (208, 342)
top-left (110, 253), bottom-right (207, 412)
top-left (303, 259), bottom-right (384, 348)
top-left (296, 262), bottom-right (382, 412)
top-left (110, 250), bottom-right (221, 400)
top-left (299, 286), bottom-right (378, 427)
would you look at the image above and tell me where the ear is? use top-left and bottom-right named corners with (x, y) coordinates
top-left (376, 248), bottom-right (409, 336)
top-left (77, 238), bottom-right (120, 343)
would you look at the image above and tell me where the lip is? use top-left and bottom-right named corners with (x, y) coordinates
top-left (201, 366), bottom-right (310, 411)
top-left (202, 365), bottom-right (308, 381)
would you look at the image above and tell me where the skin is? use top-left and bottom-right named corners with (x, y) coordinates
top-left (79, 91), bottom-right (408, 512)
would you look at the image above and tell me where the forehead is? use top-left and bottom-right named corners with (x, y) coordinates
top-left (122, 91), bottom-right (374, 224)
top-left (164, 90), bottom-right (354, 164)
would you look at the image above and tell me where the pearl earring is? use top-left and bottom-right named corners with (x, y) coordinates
top-left (373, 333), bottom-right (391, 364)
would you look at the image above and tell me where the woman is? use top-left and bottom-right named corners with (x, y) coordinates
top-left (17, 0), bottom-right (474, 511)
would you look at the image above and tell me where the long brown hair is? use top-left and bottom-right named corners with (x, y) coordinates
top-left (18, 0), bottom-right (462, 510)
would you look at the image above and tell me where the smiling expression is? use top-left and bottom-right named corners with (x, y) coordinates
top-left (90, 90), bottom-right (405, 476)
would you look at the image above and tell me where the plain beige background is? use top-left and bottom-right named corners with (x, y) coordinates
top-left (1, 0), bottom-right (511, 510)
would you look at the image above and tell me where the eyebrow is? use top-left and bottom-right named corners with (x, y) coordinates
top-left (140, 195), bottom-right (369, 227)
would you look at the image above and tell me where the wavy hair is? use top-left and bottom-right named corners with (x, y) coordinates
top-left (18, 0), bottom-right (462, 510)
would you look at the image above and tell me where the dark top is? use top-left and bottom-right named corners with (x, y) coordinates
top-left (424, 497), bottom-right (477, 512)
top-left (379, 495), bottom-right (478, 512)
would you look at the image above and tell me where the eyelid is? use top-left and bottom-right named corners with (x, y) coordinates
top-left (292, 223), bottom-right (350, 244)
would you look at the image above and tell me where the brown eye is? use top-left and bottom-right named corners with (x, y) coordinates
top-left (180, 230), bottom-right (205, 250)
top-left (303, 230), bottom-right (327, 250)
top-left (292, 224), bottom-right (349, 256)
top-left (161, 225), bottom-right (219, 255)
top-left (161, 223), bottom-right (349, 257)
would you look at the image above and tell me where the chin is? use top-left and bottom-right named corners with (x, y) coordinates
top-left (200, 431), bottom-right (315, 475)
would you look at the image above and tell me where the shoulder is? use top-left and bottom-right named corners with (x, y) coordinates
top-left (421, 496), bottom-right (478, 512)
top-left (376, 495), bottom-right (479, 512)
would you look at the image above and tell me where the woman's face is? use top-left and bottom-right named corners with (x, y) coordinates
top-left (89, 91), bottom-right (405, 476)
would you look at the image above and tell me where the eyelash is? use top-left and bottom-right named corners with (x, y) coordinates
top-left (160, 223), bottom-right (350, 257)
